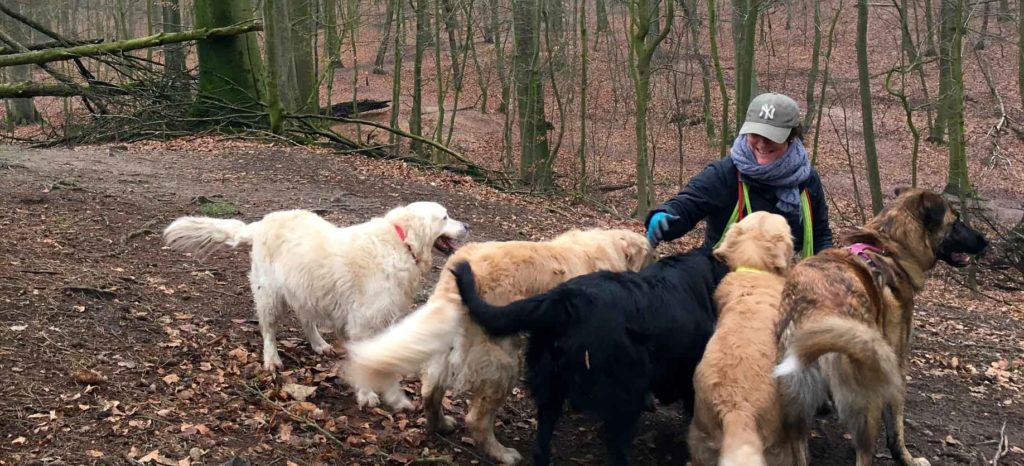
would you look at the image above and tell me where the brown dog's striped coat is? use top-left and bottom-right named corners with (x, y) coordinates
top-left (774, 189), bottom-right (988, 466)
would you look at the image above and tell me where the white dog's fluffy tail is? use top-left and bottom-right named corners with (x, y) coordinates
top-left (345, 299), bottom-right (461, 393)
top-left (163, 216), bottom-right (254, 258)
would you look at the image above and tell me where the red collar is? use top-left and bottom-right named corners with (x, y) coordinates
top-left (393, 224), bottom-right (419, 264)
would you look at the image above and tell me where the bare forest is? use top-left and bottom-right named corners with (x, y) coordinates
top-left (1, 0), bottom-right (1023, 464)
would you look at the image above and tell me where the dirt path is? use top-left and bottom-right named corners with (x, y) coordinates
top-left (0, 145), bottom-right (1020, 465)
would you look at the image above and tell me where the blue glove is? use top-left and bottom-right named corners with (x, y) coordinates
top-left (646, 212), bottom-right (679, 247)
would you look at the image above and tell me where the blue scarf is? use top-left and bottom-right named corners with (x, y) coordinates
top-left (730, 135), bottom-right (811, 215)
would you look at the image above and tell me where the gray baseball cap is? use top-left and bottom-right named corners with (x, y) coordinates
top-left (738, 93), bottom-right (801, 144)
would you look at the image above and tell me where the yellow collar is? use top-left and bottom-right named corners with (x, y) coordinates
top-left (735, 266), bottom-right (768, 275)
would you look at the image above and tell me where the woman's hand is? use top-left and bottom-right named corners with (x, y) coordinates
top-left (646, 212), bottom-right (680, 247)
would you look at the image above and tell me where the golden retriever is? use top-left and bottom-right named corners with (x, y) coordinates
top-left (689, 212), bottom-right (800, 466)
top-left (344, 229), bottom-right (651, 464)
top-left (163, 202), bottom-right (469, 409)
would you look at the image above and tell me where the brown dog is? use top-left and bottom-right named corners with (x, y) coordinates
top-left (773, 188), bottom-right (988, 466)
top-left (689, 212), bottom-right (802, 466)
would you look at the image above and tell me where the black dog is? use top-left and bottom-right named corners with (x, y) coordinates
top-left (451, 250), bottom-right (728, 465)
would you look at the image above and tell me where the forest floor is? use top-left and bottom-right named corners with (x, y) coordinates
top-left (0, 143), bottom-right (1021, 466)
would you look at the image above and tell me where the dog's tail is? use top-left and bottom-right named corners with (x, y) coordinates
top-left (345, 297), bottom-right (463, 395)
top-left (774, 316), bottom-right (903, 403)
top-left (163, 216), bottom-right (254, 258)
top-left (719, 412), bottom-right (767, 466)
top-left (451, 261), bottom-right (565, 337)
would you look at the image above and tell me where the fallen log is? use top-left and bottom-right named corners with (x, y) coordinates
top-left (0, 38), bottom-right (104, 55)
top-left (0, 22), bottom-right (262, 68)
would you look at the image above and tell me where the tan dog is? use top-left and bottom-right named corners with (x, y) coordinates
top-left (345, 229), bottom-right (651, 464)
top-left (773, 189), bottom-right (988, 466)
top-left (689, 212), bottom-right (801, 466)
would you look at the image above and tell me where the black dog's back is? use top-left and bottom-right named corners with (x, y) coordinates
top-left (452, 250), bottom-right (726, 465)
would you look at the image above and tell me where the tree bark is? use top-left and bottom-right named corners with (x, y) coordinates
top-left (373, 0), bottom-right (395, 74)
top-left (162, 0), bottom-right (186, 77)
top-left (942, 0), bottom-right (970, 195)
top-left (1019, 0), bottom-right (1024, 109)
top-left (923, 0), bottom-right (938, 55)
top-left (409, 0), bottom-right (429, 155)
top-left (857, 0), bottom-right (884, 214)
top-left (628, 0), bottom-right (674, 215)
top-left (0, 7), bottom-right (39, 125)
top-left (191, 0), bottom-right (267, 125)
top-left (732, 0), bottom-right (759, 131)
top-left (390, 0), bottom-right (404, 156)
top-left (707, 0), bottom-right (731, 155)
top-left (514, 0), bottom-right (552, 188)
top-left (804, 0), bottom-right (821, 127)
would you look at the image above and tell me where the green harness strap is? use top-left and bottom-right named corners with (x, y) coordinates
top-left (717, 178), bottom-right (814, 258)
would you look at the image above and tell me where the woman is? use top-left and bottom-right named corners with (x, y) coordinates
top-left (646, 92), bottom-right (832, 257)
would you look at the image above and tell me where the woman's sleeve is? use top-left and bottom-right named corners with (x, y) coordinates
top-left (645, 162), bottom-right (730, 243)
top-left (809, 171), bottom-right (834, 252)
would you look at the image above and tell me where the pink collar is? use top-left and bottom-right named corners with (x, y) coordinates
top-left (847, 243), bottom-right (884, 256)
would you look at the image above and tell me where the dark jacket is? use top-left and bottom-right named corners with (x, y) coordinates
top-left (646, 157), bottom-right (833, 254)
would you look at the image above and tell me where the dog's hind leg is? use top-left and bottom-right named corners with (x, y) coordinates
top-left (530, 381), bottom-right (567, 466)
top-left (833, 386), bottom-right (883, 466)
top-left (252, 278), bottom-right (285, 372)
top-left (599, 397), bottom-right (644, 466)
top-left (466, 383), bottom-right (523, 465)
top-left (422, 356), bottom-right (456, 434)
top-left (884, 398), bottom-right (931, 466)
top-left (300, 317), bottom-right (335, 356)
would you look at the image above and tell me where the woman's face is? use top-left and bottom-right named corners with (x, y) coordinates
top-left (746, 133), bottom-right (789, 165)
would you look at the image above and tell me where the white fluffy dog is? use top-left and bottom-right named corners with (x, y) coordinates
top-left (163, 202), bottom-right (468, 408)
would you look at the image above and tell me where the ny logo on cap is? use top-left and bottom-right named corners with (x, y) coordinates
top-left (759, 104), bottom-right (776, 120)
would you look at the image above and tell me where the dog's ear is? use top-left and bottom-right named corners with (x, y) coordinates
top-left (919, 192), bottom-right (949, 232)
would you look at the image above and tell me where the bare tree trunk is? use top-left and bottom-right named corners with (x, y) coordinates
top-left (680, 0), bottom-right (714, 142)
top-left (373, 0), bottom-right (395, 74)
top-left (596, 0), bottom-right (610, 32)
top-left (514, 0), bottom-right (552, 188)
top-left (390, 0), bottom-right (403, 156)
top-left (923, 0), bottom-right (938, 55)
top-left (628, 0), bottom-right (674, 215)
top-left (324, 0), bottom-right (342, 69)
top-left (1, 4), bottom-right (39, 125)
top-left (804, 0), bottom-right (821, 127)
top-left (974, 0), bottom-right (990, 50)
top-left (578, 0), bottom-right (589, 194)
top-left (293, 0), bottom-right (318, 113)
top-left (162, 0), bottom-right (185, 77)
top-left (732, 0), bottom-right (759, 131)
top-left (409, 0), bottom-right (428, 155)
top-left (857, 0), bottom-right (884, 213)
top-left (942, 0), bottom-right (970, 195)
top-left (1019, 0), bottom-right (1024, 109)
top-left (192, 0), bottom-right (267, 126)
top-left (707, 0), bottom-right (731, 155)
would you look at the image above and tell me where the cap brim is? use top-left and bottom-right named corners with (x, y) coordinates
top-left (739, 121), bottom-right (789, 144)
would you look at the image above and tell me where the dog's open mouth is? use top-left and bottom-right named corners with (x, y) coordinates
top-left (433, 235), bottom-right (461, 255)
top-left (948, 252), bottom-right (971, 267)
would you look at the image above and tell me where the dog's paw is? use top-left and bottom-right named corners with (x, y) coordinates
top-left (910, 458), bottom-right (931, 466)
top-left (262, 356), bottom-right (283, 373)
top-left (313, 343), bottom-right (337, 357)
top-left (389, 396), bottom-right (414, 412)
top-left (356, 389), bottom-right (381, 409)
top-left (489, 446), bottom-right (522, 465)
